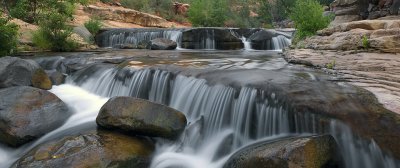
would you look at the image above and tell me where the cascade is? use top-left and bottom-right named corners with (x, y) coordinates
top-left (66, 65), bottom-right (399, 168)
top-left (97, 29), bottom-right (183, 48)
top-left (240, 36), bottom-right (252, 50)
top-left (96, 28), bottom-right (292, 50)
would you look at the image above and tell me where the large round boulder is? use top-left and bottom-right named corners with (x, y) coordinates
top-left (0, 56), bottom-right (52, 90)
top-left (223, 135), bottom-right (339, 168)
top-left (149, 38), bottom-right (177, 50)
top-left (13, 130), bottom-right (154, 168)
top-left (96, 97), bottom-right (187, 139)
top-left (0, 86), bottom-right (71, 146)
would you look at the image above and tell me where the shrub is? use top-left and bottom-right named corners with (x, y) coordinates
top-left (84, 18), bottom-right (102, 35)
top-left (290, 0), bottom-right (331, 42)
top-left (362, 35), bottom-right (369, 49)
top-left (32, 13), bottom-right (78, 51)
top-left (0, 17), bottom-right (19, 56)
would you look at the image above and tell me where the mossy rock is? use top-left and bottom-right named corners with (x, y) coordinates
top-left (32, 69), bottom-right (52, 90)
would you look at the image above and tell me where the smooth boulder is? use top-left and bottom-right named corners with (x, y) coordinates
top-left (13, 130), bottom-right (154, 168)
top-left (0, 86), bottom-right (71, 146)
top-left (0, 56), bottom-right (52, 90)
top-left (96, 97), bottom-right (187, 139)
top-left (149, 38), bottom-right (177, 50)
top-left (223, 135), bottom-right (339, 168)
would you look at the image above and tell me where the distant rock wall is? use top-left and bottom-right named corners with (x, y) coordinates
top-left (331, 0), bottom-right (400, 25)
top-left (84, 5), bottom-right (173, 28)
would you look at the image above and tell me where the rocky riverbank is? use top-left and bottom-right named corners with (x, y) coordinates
top-left (284, 6), bottom-right (400, 114)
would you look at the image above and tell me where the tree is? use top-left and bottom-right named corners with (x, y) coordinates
top-left (290, 0), bottom-right (331, 42)
top-left (0, 16), bottom-right (19, 56)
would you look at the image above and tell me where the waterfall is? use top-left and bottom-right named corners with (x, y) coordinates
top-left (240, 37), bottom-right (252, 50)
top-left (98, 29), bottom-right (183, 48)
top-left (66, 65), bottom-right (399, 168)
top-left (96, 28), bottom-right (292, 50)
top-left (272, 35), bottom-right (292, 50)
top-left (200, 29), bottom-right (216, 50)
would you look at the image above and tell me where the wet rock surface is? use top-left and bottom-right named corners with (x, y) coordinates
top-left (0, 56), bottom-right (52, 90)
top-left (149, 38), bottom-right (177, 50)
top-left (0, 86), bottom-right (71, 147)
top-left (224, 135), bottom-right (339, 168)
top-left (97, 97), bottom-right (187, 139)
top-left (181, 28), bottom-right (244, 50)
top-left (13, 130), bottom-right (154, 168)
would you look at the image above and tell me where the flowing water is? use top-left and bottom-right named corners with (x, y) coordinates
top-left (96, 28), bottom-right (291, 50)
top-left (1, 49), bottom-right (399, 167)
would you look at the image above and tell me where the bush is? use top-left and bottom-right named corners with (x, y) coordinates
top-left (84, 18), bottom-right (102, 35)
top-left (290, 0), bottom-right (331, 42)
top-left (32, 13), bottom-right (78, 51)
top-left (362, 35), bottom-right (369, 49)
top-left (0, 17), bottom-right (19, 56)
top-left (188, 0), bottom-right (228, 27)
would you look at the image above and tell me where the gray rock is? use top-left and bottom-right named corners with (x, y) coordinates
top-left (0, 56), bottom-right (52, 90)
top-left (149, 38), bottom-right (177, 50)
top-left (13, 130), bottom-right (154, 168)
top-left (96, 97), bottom-right (187, 139)
top-left (73, 26), bottom-right (93, 43)
top-left (223, 135), bottom-right (339, 168)
top-left (45, 70), bottom-right (66, 85)
top-left (0, 86), bottom-right (71, 146)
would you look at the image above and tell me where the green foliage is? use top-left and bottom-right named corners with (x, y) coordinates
top-left (362, 35), bottom-right (369, 49)
top-left (84, 18), bottom-right (102, 35)
top-left (290, 0), bottom-right (330, 42)
top-left (9, 0), bottom-right (85, 23)
top-left (326, 59), bottom-right (336, 69)
top-left (32, 13), bottom-right (78, 51)
top-left (188, 0), bottom-right (228, 27)
top-left (0, 17), bottom-right (19, 56)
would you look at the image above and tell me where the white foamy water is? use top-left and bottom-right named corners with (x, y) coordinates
top-left (0, 84), bottom-right (109, 168)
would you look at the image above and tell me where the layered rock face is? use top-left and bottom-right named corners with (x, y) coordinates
top-left (299, 19), bottom-right (400, 53)
top-left (84, 5), bottom-right (173, 28)
top-left (331, 0), bottom-right (400, 24)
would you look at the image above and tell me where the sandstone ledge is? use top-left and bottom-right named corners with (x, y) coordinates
top-left (283, 48), bottom-right (400, 114)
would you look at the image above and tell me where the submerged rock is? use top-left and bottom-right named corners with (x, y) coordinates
top-left (96, 97), bottom-right (187, 139)
top-left (13, 130), bottom-right (154, 168)
top-left (0, 56), bottom-right (52, 90)
top-left (149, 38), bottom-right (177, 50)
top-left (0, 86), bottom-right (71, 147)
top-left (223, 135), bottom-right (339, 168)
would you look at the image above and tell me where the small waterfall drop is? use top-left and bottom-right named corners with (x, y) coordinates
top-left (201, 29), bottom-right (216, 50)
top-left (240, 36), bottom-right (252, 50)
top-left (272, 35), bottom-right (292, 50)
